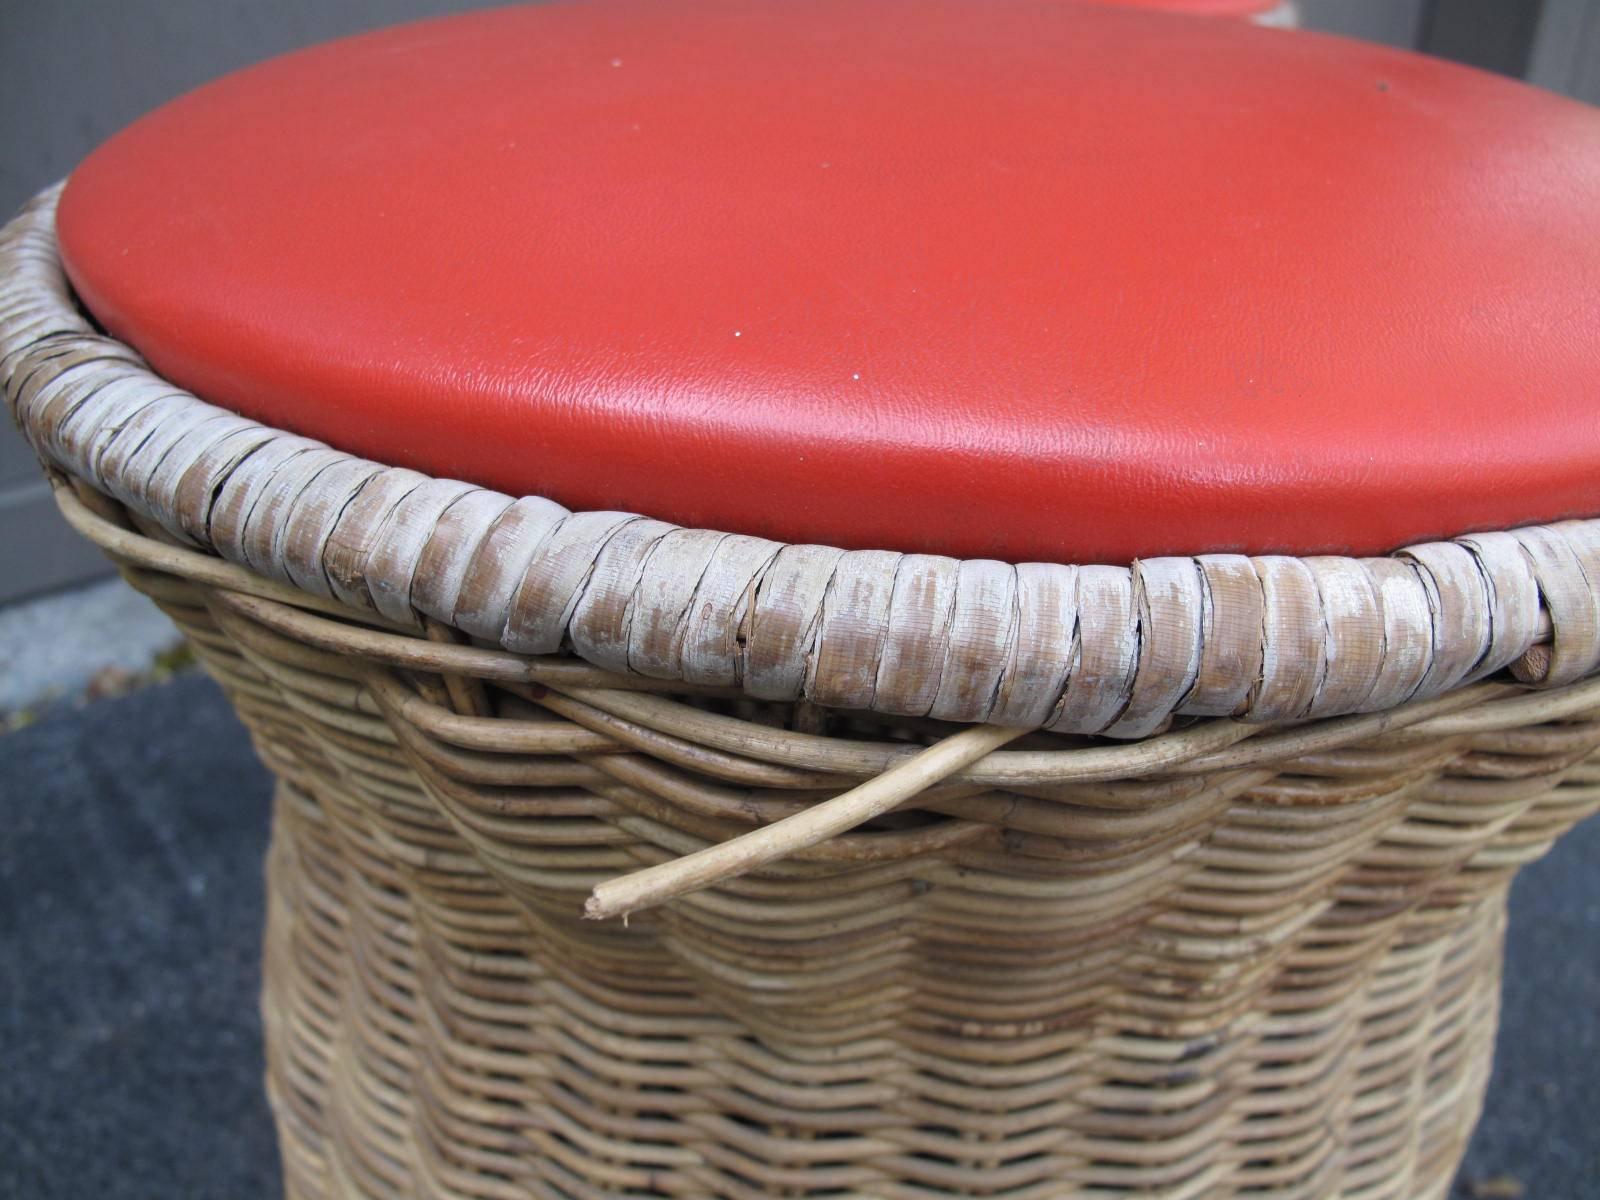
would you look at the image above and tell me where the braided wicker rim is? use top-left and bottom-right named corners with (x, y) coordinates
top-left (7, 182), bottom-right (1600, 744)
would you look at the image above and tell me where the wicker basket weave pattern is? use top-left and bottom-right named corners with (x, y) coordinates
top-left (5, 187), bottom-right (1599, 1197)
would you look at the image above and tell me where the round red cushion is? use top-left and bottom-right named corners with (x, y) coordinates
top-left (56, 0), bottom-right (1600, 564)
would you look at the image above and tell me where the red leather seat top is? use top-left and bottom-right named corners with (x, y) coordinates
top-left (57, 1), bottom-right (1600, 563)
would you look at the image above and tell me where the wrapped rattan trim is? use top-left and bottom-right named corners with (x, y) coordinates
top-left (3, 185), bottom-right (1591, 732)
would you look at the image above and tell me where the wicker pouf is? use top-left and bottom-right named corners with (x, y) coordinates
top-left (7, 4), bottom-right (1599, 1197)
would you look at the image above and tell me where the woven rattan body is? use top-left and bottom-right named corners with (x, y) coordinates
top-left (6, 187), bottom-right (1600, 1197)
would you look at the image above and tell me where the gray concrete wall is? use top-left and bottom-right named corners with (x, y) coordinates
top-left (1531, 0), bottom-right (1600, 102)
top-left (1298, 0), bottom-right (1428, 46)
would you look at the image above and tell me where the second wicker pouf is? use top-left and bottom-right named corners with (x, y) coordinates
top-left (6, 3), bottom-right (1600, 1197)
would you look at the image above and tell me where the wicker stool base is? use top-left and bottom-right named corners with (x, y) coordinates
top-left (259, 766), bottom-right (1506, 1199)
top-left (69, 514), bottom-right (1593, 1199)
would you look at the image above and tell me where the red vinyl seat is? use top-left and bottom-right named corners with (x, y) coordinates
top-left (56, 0), bottom-right (1600, 564)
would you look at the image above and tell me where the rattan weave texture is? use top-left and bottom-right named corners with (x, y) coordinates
top-left (6, 185), bottom-right (1599, 1198)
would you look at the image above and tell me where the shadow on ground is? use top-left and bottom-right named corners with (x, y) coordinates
top-left (1, 674), bottom-right (1595, 1197)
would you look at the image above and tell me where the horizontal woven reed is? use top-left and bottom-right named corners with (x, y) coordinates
top-left (6, 183), bottom-right (1599, 1197)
